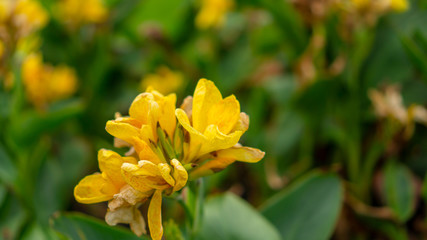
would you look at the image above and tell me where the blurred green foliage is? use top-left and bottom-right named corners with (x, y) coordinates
top-left (1, 0), bottom-right (427, 239)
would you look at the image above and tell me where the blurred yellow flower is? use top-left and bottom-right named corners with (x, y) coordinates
top-left (57, 0), bottom-right (108, 28)
top-left (22, 53), bottom-right (77, 108)
top-left (195, 0), bottom-right (233, 29)
top-left (74, 79), bottom-right (264, 240)
top-left (0, 40), bottom-right (4, 59)
top-left (390, 0), bottom-right (408, 12)
top-left (350, 0), bottom-right (409, 14)
top-left (0, 0), bottom-right (48, 38)
top-left (140, 66), bottom-right (184, 95)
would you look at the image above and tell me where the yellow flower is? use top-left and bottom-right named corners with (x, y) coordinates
top-left (390, 0), bottom-right (408, 12)
top-left (57, 0), bottom-right (107, 28)
top-left (350, 0), bottom-right (409, 14)
top-left (0, 40), bottom-right (4, 59)
top-left (22, 53), bottom-right (78, 108)
top-left (75, 79), bottom-right (264, 240)
top-left (195, 0), bottom-right (233, 30)
top-left (14, 0), bottom-right (48, 30)
top-left (140, 66), bottom-right (184, 95)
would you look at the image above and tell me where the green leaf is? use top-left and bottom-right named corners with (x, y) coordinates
top-left (8, 99), bottom-right (84, 147)
top-left (51, 213), bottom-right (149, 240)
top-left (0, 144), bottom-right (17, 185)
top-left (382, 162), bottom-right (416, 223)
top-left (197, 193), bottom-right (281, 240)
top-left (400, 34), bottom-right (427, 82)
top-left (261, 171), bottom-right (343, 240)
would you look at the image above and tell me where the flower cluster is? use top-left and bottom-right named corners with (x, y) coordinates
top-left (74, 79), bottom-right (264, 240)
top-left (22, 53), bottom-right (78, 108)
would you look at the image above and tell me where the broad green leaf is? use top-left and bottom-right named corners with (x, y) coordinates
top-left (197, 193), bottom-right (281, 240)
top-left (52, 213), bottom-right (149, 240)
top-left (261, 171), bottom-right (343, 240)
top-left (382, 162), bottom-right (416, 223)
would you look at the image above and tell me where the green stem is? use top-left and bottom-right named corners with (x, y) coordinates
top-left (186, 179), bottom-right (204, 240)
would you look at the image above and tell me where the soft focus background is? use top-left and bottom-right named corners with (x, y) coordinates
top-left (1, 0), bottom-right (427, 239)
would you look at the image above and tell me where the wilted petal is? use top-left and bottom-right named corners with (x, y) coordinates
top-left (108, 185), bottom-right (151, 210)
top-left (231, 112), bottom-right (250, 132)
top-left (180, 96), bottom-right (193, 119)
top-left (74, 173), bottom-right (117, 204)
top-left (105, 206), bottom-right (147, 236)
top-left (148, 190), bottom-right (163, 240)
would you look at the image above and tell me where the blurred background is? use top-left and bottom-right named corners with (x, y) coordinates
top-left (1, 0), bottom-right (427, 239)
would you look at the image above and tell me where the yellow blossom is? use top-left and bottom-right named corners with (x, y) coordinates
top-left (74, 78), bottom-right (264, 240)
top-left (22, 53), bottom-right (78, 108)
top-left (195, 0), bottom-right (233, 29)
top-left (0, 0), bottom-right (48, 38)
top-left (390, 0), bottom-right (408, 12)
top-left (0, 40), bottom-right (4, 59)
top-left (57, 0), bottom-right (107, 28)
top-left (140, 66), bottom-right (184, 95)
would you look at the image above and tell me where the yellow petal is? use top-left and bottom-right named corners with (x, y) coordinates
top-left (176, 108), bottom-right (205, 161)
top-left (129, 93), bottom-right (159, 124)
top-left (190, 158), bottom-right (235, 179)
top-left (192, 79), bottom-right (222, 132)
top-left (200, 124), bottom-right (243, 157)
top-left (121, 163), bottom-right (169, 192)
top-left (216, 146), bottom-right (265, 163)
top-left (158, 163), bottom-right (175, 186)
top-left (170, 159), bottom-right (188, 192)
top-left (74, 174), bottom-right (117, 204)
top-left (130, 137), bottom-right (162, 164)
top-left (98, 149), bottom-right (137, 187)
top-left (176, 108), bottom-right (243, 161)
top-left (148, 190), bottom-right (163, 240)
top-left (105, 120), bottom-right (140, 144)
top-left (207, 95), bottom-right (240, 134)
top-left (157, 93), bottom-right (177, 138)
